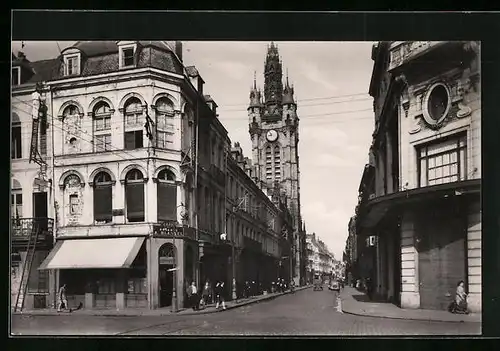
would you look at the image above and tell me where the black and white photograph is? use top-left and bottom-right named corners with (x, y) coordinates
top-left (10, 16), bottom-right (485, 337)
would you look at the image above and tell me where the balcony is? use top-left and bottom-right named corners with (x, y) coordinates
top-left (152, 221), bottom-right (196, 241)
top-left (11, 218), bottom-right (54, 247)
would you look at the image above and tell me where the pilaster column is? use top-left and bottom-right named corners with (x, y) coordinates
top-left (114, 180), bottom-right (125, 224)
top-left (386, 131), bottom-right (393, 192)
top-left (176, 181), bottom-right (184, 223)
top-left (400, 209), bottom-right (420, 309)
top-left (467, 200), bottom-right (482, 313)
top-left (147, 178), bottom-right (157, 223)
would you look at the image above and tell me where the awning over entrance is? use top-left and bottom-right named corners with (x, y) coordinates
top-left (38, 237), bottom-right (145, 270)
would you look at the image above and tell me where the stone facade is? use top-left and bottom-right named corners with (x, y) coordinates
top-left (11, 41), bottom-right (293, 310)
top-left (354, 41), bottom-right (481, 312)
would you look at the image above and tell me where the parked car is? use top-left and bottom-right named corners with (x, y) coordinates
top-left (329, 280), bottom-right (340, 292)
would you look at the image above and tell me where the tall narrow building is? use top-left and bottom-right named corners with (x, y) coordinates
top-left (248, 42), bottom-right (304, 282)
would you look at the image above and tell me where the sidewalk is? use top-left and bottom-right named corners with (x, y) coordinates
top-left (339, 286), bottom-right (481, 324)
top-left (14, 285), bottom-right (312, 317)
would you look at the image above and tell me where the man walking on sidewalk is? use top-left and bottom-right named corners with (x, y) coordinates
top-left (57, 284), bottom-right (68, 312)
top-left (215, 281), bottom-right (226, 310)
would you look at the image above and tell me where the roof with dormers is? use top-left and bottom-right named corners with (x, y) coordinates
top-left (11, 41), bottom-right (184, 85)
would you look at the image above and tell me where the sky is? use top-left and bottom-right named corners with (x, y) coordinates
top-left (11, 41), bottom-right (376, 260)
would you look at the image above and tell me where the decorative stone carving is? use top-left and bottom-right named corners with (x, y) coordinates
top-left (64, 174), bottom-right (84, 226)
top-left (456, 102), bottom-right (472, 119)
top-left (64, 114), bottom-right (82, 153)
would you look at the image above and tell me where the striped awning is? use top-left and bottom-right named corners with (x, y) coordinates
top-left (38, 237), bottom-right (145, 270)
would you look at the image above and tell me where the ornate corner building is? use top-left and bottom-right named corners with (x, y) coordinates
top-left (353, 41), bottom-right (481, 313)
top-left (248, 43), bottom-right (306, 285)
top-left (10, 41), bottom-right (295, 312)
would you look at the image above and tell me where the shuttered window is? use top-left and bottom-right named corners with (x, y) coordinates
top-left (93, 171), bottom-right (113, 223)
top-left (126, 184), bottom-right (144, 222)
top-left (157, 168), bottom-right (177, 222)
top-left (157, 183), bottom-right (177, 221)
top-left (125, 130), bottom-right (143, 150)
top-left (94, 186), bottom-right (112, 222)
top-left (125, 169), bottom-right (145, 222)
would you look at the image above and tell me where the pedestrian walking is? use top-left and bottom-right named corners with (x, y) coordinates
top-left (244, 281), bottom-right (250, 298)
top-left (215, 281), bottom-right (226, 310)
top-left (185, 281), bottom-right (192, 308)
top-left (57, 283), bottom-right (68, 312)
top-left (200, 281), bottom-right (211, 308)
top-left (190, 281), bottom-right (199, 310)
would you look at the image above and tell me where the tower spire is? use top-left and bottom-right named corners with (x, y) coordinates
top-left (253, 70), bottom-right (257, 90)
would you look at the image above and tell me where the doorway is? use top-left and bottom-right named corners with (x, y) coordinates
top-left (418, 202), bottom-right (465, 310)
top-left (33, 192), bottom-right (48, 230)
top-left (159, 265), bottom-right (173, 307)
top-left (158, 243), bottom-right (175, 308)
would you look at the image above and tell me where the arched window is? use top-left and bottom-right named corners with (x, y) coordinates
top-left (93, 102), bottom-right (112, 152)
top-left (63, 104), bottom-right (79, 117)
top-left (124, 97), bottom-right (144, 150)
top-left (125, 169), bottom-right (145, 222)
top-left (93, 171), bottom-right (113, 223)
top-left (11, 179), bottom-right (22, 220)
top-left (265, 146), bottom-right (272, 181)
top-left (274, 146), bottom-right (281, 181)
top-left (157, 168), bottom-right (177, 222)
top-left (155, 97), bottom-right (175, 149)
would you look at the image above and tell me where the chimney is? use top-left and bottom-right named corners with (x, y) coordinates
top-left (175, 41), bottom-right (183, 62)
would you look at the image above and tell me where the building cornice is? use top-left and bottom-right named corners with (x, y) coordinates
top-left (48, 67), bottom-right (184, 87)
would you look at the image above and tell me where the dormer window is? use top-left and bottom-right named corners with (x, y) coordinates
top-left (66, 56), bottom-right (79, 75)
top-left (118, 42), bottom-right (138, 69)
top-left (12, 67), bottom-right (20, 86)
top-left (123, 48), bottom-right (135, 66)
top-left (62, 49), bottom-right (82, 77)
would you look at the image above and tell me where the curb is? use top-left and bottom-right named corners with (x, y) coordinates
top-left (14, 285), bottom-right (312, 318)
top-left (339, 296), bottom-right (481, 324)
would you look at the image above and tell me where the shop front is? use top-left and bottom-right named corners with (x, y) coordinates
top-left (39, 236), bottom-right (147, 310)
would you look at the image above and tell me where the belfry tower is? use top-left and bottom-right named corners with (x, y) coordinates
top-left (248, 42), bottom-right (303, 282)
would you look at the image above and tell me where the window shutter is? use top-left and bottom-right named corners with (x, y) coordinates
top-left (94, 186), bottom-right (112, 222)
top-left (125, 131), bottom-right (135, 150)
top-left (135, 130), bottom-right (143, 148)
top-left (126, 183), bottom-right (145, 222)
top-left (157, 183), bottom-right (177, 221)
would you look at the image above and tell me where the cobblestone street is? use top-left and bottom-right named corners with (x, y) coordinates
top-left (11, 288), bottom-right (480, 336)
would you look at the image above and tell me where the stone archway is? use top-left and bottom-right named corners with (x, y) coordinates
top-left (158, 243), bottom-right (175, 307)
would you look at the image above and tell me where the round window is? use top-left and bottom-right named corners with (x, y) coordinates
top-left (423, 83), bottom-right (451, 126)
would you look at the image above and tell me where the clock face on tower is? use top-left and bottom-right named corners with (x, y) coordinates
top-left (266, 129), bottom-right (279, 142)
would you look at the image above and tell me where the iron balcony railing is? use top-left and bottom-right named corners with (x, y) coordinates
top-left (11, 217), bottom-right (54, 239)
